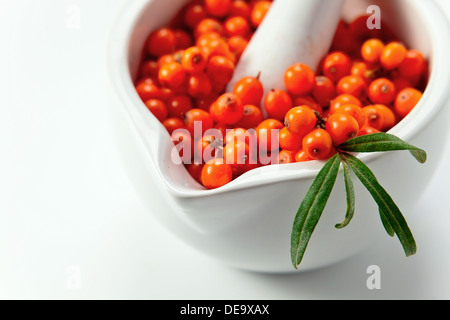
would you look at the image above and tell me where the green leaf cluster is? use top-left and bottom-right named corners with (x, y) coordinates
top-left (291, 133), bottom-right (426, 269)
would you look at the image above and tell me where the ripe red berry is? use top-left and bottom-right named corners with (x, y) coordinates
top-left (233, 76), bottom-right (264, 107)
top-left (312, 76), bottom-right (336, 107)
top-left (284, 63), bottom-right (316, 96)
top-left (205, 0), bottom-right (232, 18)
top-left (201, 158), bottom-right (233, 189)
top-left (380, 42), bottom-right (407, 70)
top-left (279, 127), bottom-right (303, 151)
top-left (236, 105), bottom-right (264, 129)
top-left (395, 88), bottom-right (422, 118)
top-left (284, 106), bottom-right (317, 136)
top-left (336, 75), bottom-right (367, 101)
top-left (256, 119), bottom-right (284, 153)
top-left (302, 129), bottom-right (333, 160)
top-left (145, 99), bottom-right (168, 122)
top-left (167, 95), bottom-right (193, 118)
top-left (184, 108), bottom-right (213, 136)
top-left (368, 78), bottom-right (396, 105)
top-left (264, 89), bottom-right (293, 121)
top-left (147, 28), bottom-right (177, 57)
top-left (212, 93), bottom-right (244, 125)
top-left (181, 46), bottom-right (207, 74)
top-left (322, 51), bottom-right (352, 83)
top-left (159, 62), bottom-right (187, 89)
top-left (325, 112), bottom-right (360, 145)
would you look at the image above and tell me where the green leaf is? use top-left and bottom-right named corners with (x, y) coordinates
top-left (291, 154), bottom-right (341, 269)
top-left (339, 133), bottom-right (427, 164)
top-left (335, 159), bottom-right (355, 229)
top-left (379, 208), bottom-right (395, 237)
top-left (343, 153), bottom-right (417, 257)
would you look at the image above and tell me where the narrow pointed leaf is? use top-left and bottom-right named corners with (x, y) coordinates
top-left (343, 154), bottom-right (417, 257)
top-left (335, 159), bottom-right (355, 229)
top-left (339, 133), bottom-right (427, 164)
top-left (379, 208), bottom-right (395, 237)
top-left (291, 154), bottom-right (341, 269)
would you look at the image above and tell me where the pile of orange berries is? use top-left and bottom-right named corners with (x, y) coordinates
top-left (134, 0), bottom-right (428, 190)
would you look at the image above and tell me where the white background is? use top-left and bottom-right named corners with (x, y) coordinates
top-left (0, 0), bottom-right (449, 300)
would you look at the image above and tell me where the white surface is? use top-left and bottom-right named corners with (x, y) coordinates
top-left (0, 0), bottom-right (450, 300)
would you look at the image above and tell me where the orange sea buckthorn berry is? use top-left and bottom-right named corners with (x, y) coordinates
top-left (277, 150), bottom-right (296, 164)
top-left (184, 2), bottom-right (208, 29)
top-left (358, 125), bottom-right (381, 136)
top-left (196, 31), bottom-right (221, 48)
top-left (233, 76), bottom-right (264, 107)
top-left (330, 93), bottom-right (362, 114)
top-left (374, 104), bottom-right (396, 131)
top-left (351, 61), bottom-right (378, 85)
top-left (181, 46), bottom-right (207, 74)
top-left (362, 105), bottom-right (385, 131)
top-left (213, 93), bottom-right (244, 125)
top-left (395, 88), bottom-right (422, 118)
top-left (201, 158), bottom-right (233, 189)
top-left (325, 112), bottom-right (360, 146)
top-left (224, 16), bottom-right (251, 38)
top-left (174, 29), bottom-right (194, 50)
top-left (284, 106), bottom-right (317, 136)
top-left (312, 76), bottom-right (336, 107)
top-left (159, 62), bottom-right (187, 89)
top-left (206, 55), bottom-right (235, 87)
top-left (293, 96), bottom-right (323, 115)
top-left (229, 0), bottom-right (251, 20)
top-left (398, 49), bottom-right (426, 78)
top-left (160, 87), bottom-right (176, 102)
top-left (256, 119), bottom-right (284, 153)
top-left (302, 129), bottom-right (333, 160)
top-left (184, 108), bottom-right (214, 135)
top-left (279, 127), bottom-right (304, 151)
top-left (361, 38), bottom-right (385, 64)
top-left (135, 81), bottom-right (163, 102)
top-left (336, 75), bottom-right (367, 101)
top-left (284, 63), bottom-right (316, 96)
top-left (146, 28), bottom-right (177, 57)
top-left (167, 95), bottom-right (193, 118)
top-left (157, 54), bottom-right (176, 68)
top-left (251, 1), bottom-right (271, 28)
top-left (322, 51), bottom-right (352, 83)
top-left (295, 149), bottom-right (314, 163)
top-left (202, 38), bottom-right (234, 61)
top-left (195, 18), bottom-right (223, 38)
top-left (227, 36), bottom-right (248, 61)
top-left (264, 89), bottom-right (293, 121)
top-left (334, 104), bottom-right (366, 129)
top-left (205, 0), bottom-right (232, 18)
top-left (380, 42), bottom-right (407, 70)
top-left (187, 73), bottom-right (212, 98)
top-left (145, 99), bottom-right (168, 122)
top-left (236, 105), bottom-right (264, 129)
top-left (368, 78), bottom-right (396, 105)
top-left (162, 117), bottom-right (184, 134)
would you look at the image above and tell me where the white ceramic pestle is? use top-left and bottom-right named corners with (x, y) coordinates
top-left (227, 0), bottom-right (346, 113)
